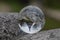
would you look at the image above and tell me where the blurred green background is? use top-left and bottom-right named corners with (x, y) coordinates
top-left (43, 0), bottom-right (60, 10)
top-left (0, 0), bottom-right (60, 30)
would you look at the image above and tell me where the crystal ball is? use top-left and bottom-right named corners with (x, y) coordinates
top-left (18, 5), bottom-right (45, 34)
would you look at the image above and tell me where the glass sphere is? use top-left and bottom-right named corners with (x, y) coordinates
top-left (18, 5), bottom-right (45, 34)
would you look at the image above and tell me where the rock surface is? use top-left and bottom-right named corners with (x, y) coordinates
top-left (20, 29), bottom-right (60, 40)
top-left (0, 13), bottom-right (21, 40)
top-left (0, 13), bottom-right (60, 40)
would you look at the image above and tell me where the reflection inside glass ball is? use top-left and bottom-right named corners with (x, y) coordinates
top-left (18, 19), bottom-right (42, 34)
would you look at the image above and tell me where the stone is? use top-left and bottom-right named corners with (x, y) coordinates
top-left (0, 13), bottom-right (60, 40)
top-left (0, 13), bottom-right (20, 40)
top-left (19, 29), bottom-right (60, 40)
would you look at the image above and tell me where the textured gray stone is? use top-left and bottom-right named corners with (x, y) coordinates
top-left (0, 13), bottom-right (20, 40)
top-left (0, 13), bottom-right (60, 40)
top-left (19, 29), bottom-right (60, 40)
